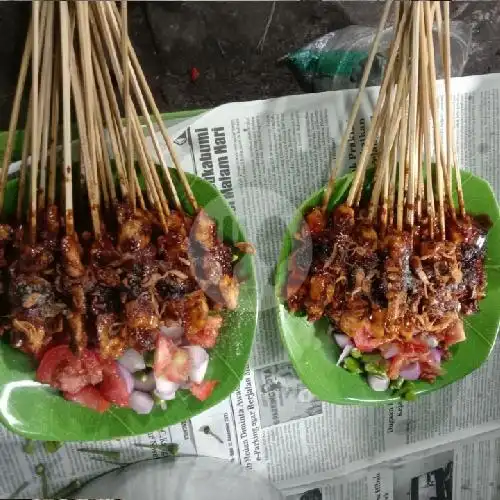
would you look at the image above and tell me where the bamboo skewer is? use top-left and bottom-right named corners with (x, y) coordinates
top-left (91, 45), bottom-right (129, 201)
top-left (0, 16), bottom-right (34, 214)
top-left (91, 16), bottom-right (162, 216)
top-left (29, 0), bottom-right (40, 244)
top-left (37, 2), bottom-right (54, 214)
top-left (96, 3), bottom-right (180, 216)
top-left (60, 1), bottom-right (74, 236)
top-left (121, 0), bottom-right (135, 210)
top-left (419, 16), bottom-right (436, 239)
top-left (95, 125), bottom-right (110, 211)
top-left (443, 2), bottom-right (465, 218)
top-left (92, 4), bottom-right (172, 222)
top-left (16, 98), bottom-right (33, 222)
top-left (48, 48), bottom-right (60, 207)
top-left (346, 5), bottom-right (409, 207)
top-left (76, 2), bottom-right (101, 237)
top-left (407, 2), bottom-right (421, 229)
top-left (95, 99), bottom-right (117, 206)
top-left (424, 2), bottom-right (448, 234)
top-left (321, 0), bottom-right (393, 211)
top-left (107, 1), bottom-right (198, 213)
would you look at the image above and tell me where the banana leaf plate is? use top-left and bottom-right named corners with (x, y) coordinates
top-left (0, 124), bottom-right (257, 440)
top-left (275, 170), bottom-right (500, 405)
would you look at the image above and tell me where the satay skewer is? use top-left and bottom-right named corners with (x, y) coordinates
top-left (16, 97), bottom-right (32, 222)
top-left (321, 0), bottom-right (393, 211)
top-left (95, 98), bottom-right (117, 206)
top-left (443, 2), bottom-right (465, 218)
top-left (434, 3), bottom-right (455, 216)
top-left (108, 2), bottom-right (198, 214)
top-left (29, 0), bottom-right (40, 244)
top-left (37, 1), bottom-right (55, 214)
top-left (405, 2), bottom-right (421, 230)
top-left (90, 12), bottom-right (166, 220)
top-left (424, 2), bottom-right (447, 236)
top-left (60, 1), bottom-right (75, 236)
top-left (419, 16), bottom-right (436, 239)
top-left (47, 34), bottom-right (60, 207)
top-left (97, 3), bottom-right (180, 216)
top-left (346, 4), bottom-right (409, 207)
top-left (0, 15), bottom-right (34, 215)
top-left (121, 0), bottom-right (135, 210)
top-left (92, 5), bottom-right (173, 223)
top-left (91, 44), bottom-right (129, 200)
top-left (76, 2), bottom-right (101, 238)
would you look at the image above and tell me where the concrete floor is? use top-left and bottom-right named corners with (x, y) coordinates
top-left (0, 2), bottom-right (499, 129)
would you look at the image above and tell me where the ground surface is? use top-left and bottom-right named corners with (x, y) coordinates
top-left (0, 1), bottom-right (499, 129)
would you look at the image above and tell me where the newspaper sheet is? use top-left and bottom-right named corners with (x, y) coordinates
top-left (283, 428), bottom-right (500, 499)
top-left (1, 72), bottom-right (500, 499)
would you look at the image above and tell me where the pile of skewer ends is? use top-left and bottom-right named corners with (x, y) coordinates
top-left (286, 1), bottom-right (491, 385)
top-left (323, 0), bottom-right (469, 243)
top-left (0, 1), bottom-right (246, 361)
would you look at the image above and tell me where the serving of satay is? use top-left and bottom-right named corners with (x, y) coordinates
top-left (0, 2), bottom-right (252, 414)
top-left (285, 1), bottom-right (492, 399)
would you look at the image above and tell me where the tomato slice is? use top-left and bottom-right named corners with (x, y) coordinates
top-left (98, 362), bottom-right (130, 407)
top-left (351, 325), bottom-right (388, 353)
top-left (190, 380), bottom-right (218, 401)
top-left (154, 336), bottom-right (175, 378)
top-left (154, 336), bottom-right (191, 383)
top-left (36, 345), bottom-right (75, 385)
top-left (164, 348), bottom-right (191, 384)
top-left (80, 350), bottom-right (105, 385)
top-left (186, 316), bottom-right (222, 349)
top-left (64, 386), bottom-right (111, 413)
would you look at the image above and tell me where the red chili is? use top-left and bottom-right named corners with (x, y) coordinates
top-left (190, 67), bottom-right (200, 82)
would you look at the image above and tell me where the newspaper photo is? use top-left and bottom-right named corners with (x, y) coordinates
top-left (1, 72), bottom-right (500, 499)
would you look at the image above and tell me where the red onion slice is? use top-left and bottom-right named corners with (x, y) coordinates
top-left (154, 389), bottom-right (177, 401)
top-left (129, 391), bottom-right (154, 414)
top-left (381, 343), bottom-right (399, 359)
top-left (430, 348), bottom-right (442, 365)
top-left (185, 346), bottom-right (209, 384)
top-left (156, 376), bottom-right (180, 395)
top-left (333, 333), bottom-right (352, 349)
top-left (160, 325), bottom-right (184, 340)
top-left (336, 345), bottom-right (353, 366)
top-left (117, 364), bottom-right (134, 394)
top-left (400, 362), bottom-right (421, 380)
top-left (425, 336), bottom-right (439, 348)
top-left (368, 374), bottom-right (389, 392)
top-left (134, 371), bottom-right (156, 392)
top-left (118, 349), bottom-right (146, 373)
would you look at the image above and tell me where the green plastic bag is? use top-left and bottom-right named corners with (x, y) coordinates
top-left (284, 24), bottom-right (471, 93)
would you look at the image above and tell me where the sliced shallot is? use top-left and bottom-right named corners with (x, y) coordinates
top-left (399, 362), bottom-right (421, 381)
top-left (160, 325), bottom-right (184, 340)
top-left (381, 343), bottom-right (399, 359)
top-left (367, 374), bottom-right (389, 392)
top-left (117, 364), bottom-right (134, 394)
top-left (134, 371), bottom-right (156, 392)
top-left (333, 333), bottom-right (352, 349)
top-left (118, 349), bottom-right (146, 373)
top-left (129, 391), bottom-right (154, 415)
top-left (336, 344), bottom-right (353, 366)
top-left (154, 389), bottom-right (177, 401)
top-left (425, 336), bottom-right (439, 348)
top-left (430, 348), bottom-right (442, 365)
top-left (185, 345), bottom-right (209, 384)
top-left (156, 375), bottom-right (180, 395)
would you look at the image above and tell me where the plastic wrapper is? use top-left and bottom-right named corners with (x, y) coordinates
top-left (284, 23), bottom-right (472, 93)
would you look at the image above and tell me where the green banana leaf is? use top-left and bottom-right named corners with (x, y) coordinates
top-left (0, 167), bottom-right (257, 441)
top-left (275, 170), bottom-right (500, 404)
